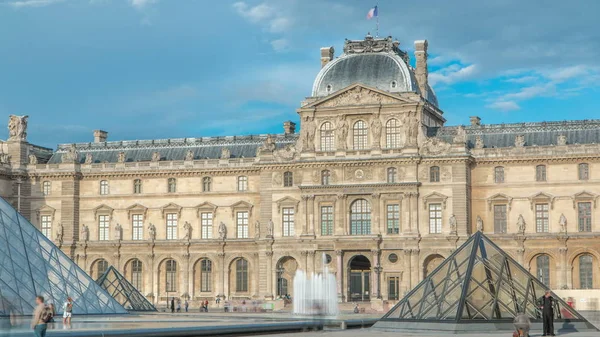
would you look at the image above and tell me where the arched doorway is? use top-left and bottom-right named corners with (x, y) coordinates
top-left (348, 255), bottom-right (371, 302)
top-left (276, 256), bottom-right (297, 297)
top-left (423, 254), bottom-right (445, 278)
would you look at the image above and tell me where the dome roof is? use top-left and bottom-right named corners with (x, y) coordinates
top-left (312, 35), bottom-right (439, 107)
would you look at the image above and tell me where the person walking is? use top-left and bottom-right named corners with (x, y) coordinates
top-left (204, 300), bottom-right (209, 313)
top-left (62, 297), bottom-right (73, 325)
top-left (31, 296), bottom-right (52, 337)
top-left (539, 290), bottom-right (555, 336)
top-left (170, 298), bottom-right (175, 313)
top-left (176, 299), bottom-right (181, 313)
top-left (184, 300), bottom-right (189, 313)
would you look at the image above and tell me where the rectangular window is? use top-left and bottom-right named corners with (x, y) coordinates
top-left (321, 206), bottom-right (334, 236)
top-left (578, 202), bottom-right (592, 232)
top-left (493, 205), bottom-right (507, 234)
top-left (42, 181), bottom-right (51, 196)
top-left (166, 271), bottom-right (176, 292)
top-left (132, 270), bottom-right (142, 290)
top-left (237, 176), bottom-right (248, 191)
top-left (40, 215), bottom-right (52, 238)
top-left (200, 261), bottom-right (212, 292)
top-left (388, 276), bottom-right (400, 300)
top-left (236, 211), bottom-right (249, 238)
top-left (387, 204), bottom-right (400, 234)
top-left (201, 212), bottom-right (213, 239)
top-left (536, 165), bottom-right (547, 182)
top-left (428, 203), bottom-right (442, 234)
top-left (494, 167), bottom-right (504, 183)
top-left (100, 181), bottom-right (109, 195)
top-left (99, 215), bottom-right (109, 241)
top-left (166, 213), bottom-right (178, 240)
top-left (282, 207), bottom-right (295, 237)
top-left (132, 214), bottom-right (144, 240)
top-left (535, 204), bottom-right (549, 233)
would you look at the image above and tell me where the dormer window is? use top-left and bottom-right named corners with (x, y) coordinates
top-left (391, 81), bottom-right (397, 89)
top-left (326, 84), bottom-right (332, 93)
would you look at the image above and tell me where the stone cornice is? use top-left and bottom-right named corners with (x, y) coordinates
top-left (29, 168), bottom-right (261, 180)
top-left (299, 182), bottom-right (419, 190)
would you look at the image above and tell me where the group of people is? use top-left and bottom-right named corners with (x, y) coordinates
top-left (513, 290), bottom-right (557, 337)
top-left (168, 298), bottom-right (210, 313)
top-left (31, 296), bottom-right (73, 337)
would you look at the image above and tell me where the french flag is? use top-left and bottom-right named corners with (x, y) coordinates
top-left (366, 6), bottom-right (378, 19)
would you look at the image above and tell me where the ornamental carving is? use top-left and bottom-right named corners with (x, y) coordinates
top-left (85, 153), bottom-right (93, 164)
top-left (336, 115), bottom-right (349, 150)
top-left (185, 150), bottom-right (194, 161)
top-left (453, 126), bottom-right (467, 144)
top-left (117, 152), bottom-right (125, 163)
top-left (8, 114), bottom-right (28, 141)
top-left (371, 113), bottom-right (382, 148)
top-left (28, 154), bottom-right (37, 165)
top-left (557, 134), bottom-right (567, 146)
top-left (151, 151), bottom-right (160, 162)
top-left (441, 167), bottom-right (452, 182)
top-left (319, 86), bottom-right (399, 108)
top-left (300, 116), bottom-right (316, 151)
top-left (220, 148), bottom-right (230, 159)
top-left (62, 144), bottom-right (79, 163)
top-left (515, 135), bottom-right (525, 148)
top-left (475, 136), bottom-right (484, 149)
top-left (274, 144), bottom-right (297, 162)
top-left (272, 172), bottom-right (282, 185)
top-left (345, 167), bottom-right (372, 182)
top-left (419, 137), bottom-right (451, 156)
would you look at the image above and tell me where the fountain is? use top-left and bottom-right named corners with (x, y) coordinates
top-left (292, 253), bottom-right (339, 316)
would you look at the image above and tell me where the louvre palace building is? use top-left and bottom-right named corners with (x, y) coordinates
top-left (3, 34), bottom-right (600, 311)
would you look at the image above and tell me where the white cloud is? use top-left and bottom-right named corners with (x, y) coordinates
top-left (233, 1), bottom-right (293, 33)
top-left (485, 101), bottom-right (520, 111)
top-left (502, 83), bottom-right (556, 100)
top-left (270, 38), bottom-right (289, 52)
top-left (429, 64), bottom-right (478, 86)
top-left (504, 76), bottom-right (538, 84)
top-left (130, 0), bottom-right (156, 9)
top-left (6, 0), bottom-right (65, 8)
top-left (543, 65), bottom-right (588, 82)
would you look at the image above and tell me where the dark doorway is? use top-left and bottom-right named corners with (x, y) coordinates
top-left (348, 255), bottom-right (371, 302)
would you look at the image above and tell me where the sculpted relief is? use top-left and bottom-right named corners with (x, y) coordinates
top-left (318, 86), bottom-right (400, 108)
top-left (419, 137), bottom-right (451, 156)
top-left (8, 115), bottom-right (28, 141)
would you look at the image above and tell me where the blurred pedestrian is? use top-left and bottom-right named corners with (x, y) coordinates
top-left (62, 297), bottom-right (73, 325)
top-left (184, 300), bottom-right (189, 312)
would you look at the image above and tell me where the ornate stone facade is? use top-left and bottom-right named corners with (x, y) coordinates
top-left (2, 35), bottom-right (600, 311)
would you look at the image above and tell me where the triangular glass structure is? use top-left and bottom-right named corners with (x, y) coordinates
top-left (378, 232), bottom-right (596, 331)
top-left (96, 266), bottom-right (156, 311)
top-left (0, 197), bottom-right (127, 316)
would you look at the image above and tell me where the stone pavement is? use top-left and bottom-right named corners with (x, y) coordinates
top-left (262, 329), bottom-right (600, 337)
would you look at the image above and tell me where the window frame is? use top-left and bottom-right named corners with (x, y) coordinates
top-left (352, 120), bottom-right (368, 150)
top-left (579, 163), bottom-right (590, 181)
top-left (493, 204), bottom-right (507, 234)
top-left (536, 254), bottom-right (550, 287)
top-left (385, 118), bottom-right (401, 149)
top-left (236, 211), bottom-right (249, 238)
top-left (320, 205), bottom-right (334, 236)
top-left (131, 259), bottom-right (143, 290)
top-left (99, 214), bottom-right (109, 241)
top-left (321, 170), bottom-right (331, 185)
top-left (578, 202), bottom-right (592, 232)
top-left (132, 213), bottom-right (144, 240)
top-left (165, 260), bottom-right (177, 292)
top-left (201, 212), bottom-right (213, 239)
top-left (200, 259), bottom-right (212, 292)
top-left (430, 166), bottom-right (440, 183)
top-left (349, 199), bottom-right (371, 235)
top-left (320, 121), bottom-right (335, 152)
top-left (428, 203), bottom-right (442, 234)
top-left (535, 203), bottom-right (549, 233)
top-left (202, 177), bottom-right (212, 192)
top-left (387, 167), bottom-right (397, 183)
top-left (40, 215), bottom-right (52, 238)
top-left (99, 180), bottom-right (109, 195)
top-left (283, 171), bottom-right (293, 187)
top-left (386, 204), bottom-right (400, 234)
top-left (133, 179), bottom-right (142, 194)
top-left (579, 254), bottom-right (593, 289)
top-left (494, 166), bottom-right (504, 183)
top-left (42, 181), bottom-right (51, 196)
top-left (535, 165), bottom-right (547, 182)
top-left (167, 178), bottom-right (177, 193)
top-left (166, 212), bottom-right (178, 240)
top-left (282, 207), bottom-right (295, 237)
top-left (237, 176), bottom-right (248, 192)
top-left (235, 258), bottom-right (249, 292)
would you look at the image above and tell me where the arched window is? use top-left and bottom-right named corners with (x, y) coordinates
top-left (283, 171), bottom-right (293, 187)
top-left (200, 259), bottom-right (212, 292)
top-left (350, 199), bottom-right (371, 235)
top-left (165, 259), bottom-right (177, 292)
top-left (536, 255), bottom-right (550, 286)
top-left (320, 122), bottom-right (335, 152)
top-left (131, 259), bottom-right (143, 290)
top-left (579, 163), bottom-right (589, 181)
top-left (96, 259), bottom-right (108, 278)
top-left (536, 165), bottom-right (547, 182)
top-left (42, 181), bottom-right (51, 196)
top-left (167, 178), bottom-right (177, 193)
top-left (579, 254), bottom-right (593, 289)
top-left (202, 177), bottom-right (212, 192)
top-left (430, 166), bottom-right (440, 182)
top-left (385, 119), bottom-right (401, 148)
top-left (237, 176), bottom-right (248, 191)
top-left (321, 170), bottom-right (331, 185)
top-left (387, 167), bottom-right (397, 183)
top-left (133, 179), bottom-right (142, 194)
top-left (235, 258), bottom-right (249, 292)
top-left (100, 180), bottom-right (109, 195)
top-left (494, 166), bottom-right (504, 183)
top-left (353, 120), bottom-right (368, 150)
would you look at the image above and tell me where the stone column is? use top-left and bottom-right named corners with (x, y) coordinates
top-left (371, 193), bottom-right (381, 235)
top-left (403, 250), bottom-right (412, 293)
top-left (371, 250), bottom-right (381, 299)
top-left (183, 252), bottom-right (191, 300)
top-left (151, 253), bottom-right (158, 305)
top-left (517, 248), bottom-right (525, 266)
top-left (411, 249), bottom-right (420, 288)
top-left (402, 195), bottom-right (411, 233)
top-left (559, 247), bottom-right (568, 289)
top-left (301, 251), bottom-right (309, 274)
top-left (217, 252), bottom-right (225, 298)
top-left (410, 193), bottom-right (419, 234)
top-left (264, 251), bottom-right (273, 298)
top-left (336, 250), bottom-right (343, 301)
top-left (335, 194), bottom-right (347, 236)
top-left (301, 195), bottom-right (310, 236)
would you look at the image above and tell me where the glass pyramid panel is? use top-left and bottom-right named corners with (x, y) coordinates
top-left (0, 197), bottom-right (127, 316)
top-left (96, 266), bottom-right (156, 311)
top-left (381, 232), bottom-right (592, 325)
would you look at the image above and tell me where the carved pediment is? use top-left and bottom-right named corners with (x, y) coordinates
top-left (572, 191), bottom-right (599, 208)
top-left (422, 192), bottom-right (448, 209)
top-left (36, 205), bottom-right (56, 220)
top-left (487, 193), bottom-right (513, 211)
top-left (275, 197), bottom-right (300, 213)
top-left (93, 204), bottom-right (114, 219)
top-left (196, 202), bottom-right (218, 217)
top-left (231, 201), bottom-right (253, 218)
top-left (126, 203), bottom-right (148, 219)
top-left (304, 84), bottom-right (410, 108)
top-left (161, 202), bottom-right (182, 218)
top-left (528, 192), bottom-right (555, 210)
top-left (419, 137), bottom-right (451, 156)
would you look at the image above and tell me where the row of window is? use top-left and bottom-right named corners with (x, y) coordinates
top-left (535, 254), bottom-right (594, 289)
top-left (493, 163), bottom-right (590, 183)
top-left (319, 118), bottom-right (403, 151)
top-left (493, 202), bottom-right (593, 233)
top-left (41, 176), bottom-right (249, 196)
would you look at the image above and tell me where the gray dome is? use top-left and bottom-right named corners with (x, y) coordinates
top-left (312, 53), bottom-right (419, 97)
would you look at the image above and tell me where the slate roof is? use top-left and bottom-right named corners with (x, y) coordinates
top-left (30, 144), bottom-right (54, 164)
top-left (47, 134), bottom-right (298, 164)
top-left (428, 119), bottom-right (600, 149)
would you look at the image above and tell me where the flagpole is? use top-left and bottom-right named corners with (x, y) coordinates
top-left (376, 3), bottom-right (379, 37)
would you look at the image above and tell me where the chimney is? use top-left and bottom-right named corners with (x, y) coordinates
top-left (93, 130), bottom-right (108, 143)
top-left (320, 47), bottom-right (334, 68)
top-left (283, 121), bottom-right (296, 134)
top-left (414, 40), bottom-right (429, 97)
top-left (469, 116), bottom-right (481, 126)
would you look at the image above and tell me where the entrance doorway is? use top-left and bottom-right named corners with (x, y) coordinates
top-left (276, 256), bottom-right (297, 298)
top-left (348, 255), bottom-right (371, 302)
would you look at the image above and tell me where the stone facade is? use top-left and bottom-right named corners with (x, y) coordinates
top-left (2, 35), bottom-right (600, 310)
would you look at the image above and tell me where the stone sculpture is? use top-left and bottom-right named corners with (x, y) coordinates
top-left (449, 214), bottom-right (457, 234)
top-left (218, 221), bottom-right (227, 239)
top-left (80, 224), bottom-right (89, 242)
top-left (148, 223), bottom-right (156, 241)
top-left (517, 214), bottom-right (526, 234)
top-left (8, 115), bottom-right (28, 141)
top-left (183, 221), bottom-right (192, 241)
top-left (476, 216), bottom-right (483, 232)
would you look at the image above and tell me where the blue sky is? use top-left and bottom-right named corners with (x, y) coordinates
top-left (1, 0), bottom-right (599, 148)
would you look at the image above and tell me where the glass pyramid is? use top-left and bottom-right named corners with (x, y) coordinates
top-left (381, 232), bottom-right (591, 325)
top-left (96, 266), bottom-right (156, 311)
top-left (0, 197), bottom-right (127, 316)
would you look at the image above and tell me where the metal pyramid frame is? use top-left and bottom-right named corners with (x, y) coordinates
top-left (0, 197), bottom-right (127, 316)
top-left (96, 266), bottom-right (156, 311)
top-left (376, 232), bottom-right (597, 332)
